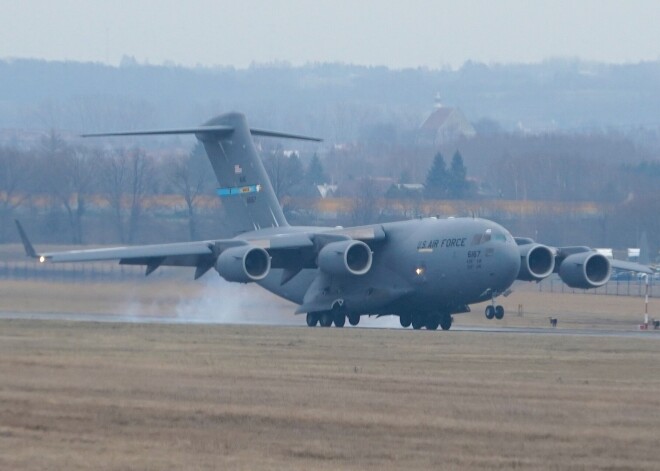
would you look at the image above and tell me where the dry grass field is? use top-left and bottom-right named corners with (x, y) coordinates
top-left (1, 276), bottom-right (660, 470)
top-left (1, 320), bottom-right (660, 470)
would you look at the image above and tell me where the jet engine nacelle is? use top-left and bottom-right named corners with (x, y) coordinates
top-left (518, 244), bottom-right (555, 281)
top-left (317, 240), bottom-right (372, 276)
top-left (558, 252), bottom-right (611, 289)
top-left (215, 245), bottom-right (271, 283)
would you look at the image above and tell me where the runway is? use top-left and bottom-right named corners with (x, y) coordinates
top-left (2, 310), bottom-right (659, 339)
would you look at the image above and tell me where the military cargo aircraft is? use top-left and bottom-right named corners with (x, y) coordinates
top-left (16, 112), bottom-right (652, 330)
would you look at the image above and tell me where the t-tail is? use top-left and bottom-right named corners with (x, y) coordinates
top-left (83, 112), bottom-right (321, 236)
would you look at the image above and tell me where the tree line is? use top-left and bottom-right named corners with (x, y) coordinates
top-left (1, 130), bottom-right (659, 260)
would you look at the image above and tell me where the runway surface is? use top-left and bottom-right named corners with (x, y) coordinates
top-left (2, 310), bottom-right (659, 339)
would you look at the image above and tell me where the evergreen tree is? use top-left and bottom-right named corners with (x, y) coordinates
top-left (305, 153), bottom-right (327, 185)
top-left (424, 152), bottom-right (448, 199)
top-left (448, 150), bottom-right (469, 199)
top-left (264, 151), bottom-right (306, 198)
top-left (285, 153), bottom-right (305, 191)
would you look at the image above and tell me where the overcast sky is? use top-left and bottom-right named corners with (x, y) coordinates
top-left (2, 0), bottom-right (659, 69)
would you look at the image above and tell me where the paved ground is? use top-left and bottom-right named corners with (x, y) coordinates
top-left (2, 310), bottom-right (660, 340)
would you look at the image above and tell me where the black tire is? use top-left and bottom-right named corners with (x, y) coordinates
top-left (306, 312), bottom-right (319, 327)
top-left (440, 314), bottom-right (452, 331)
top-left (348, 314), bottom-right (360, 326)
top-left (399, 313), bottom-right (412, 328)
top-left (495, 305), bottom-right (504, 320)
top-left (411, 313), bottom-right (425, 330)
top-left (333, 312), bottom-right (346, 328)
top-left (485, 305), bottom-right (495, 320)
top-left (320, 312), bottom-right (333, 327)
top-left (425, 315), bottom-right (440, 330)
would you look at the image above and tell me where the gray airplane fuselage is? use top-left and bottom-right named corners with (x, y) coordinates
top-left (253, 217), bottom-right (520, 317)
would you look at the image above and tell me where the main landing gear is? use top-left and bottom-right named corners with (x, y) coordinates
top-left (400, 313), bottom-right (453, 331)
top-left (306, 311), bottom-right (360, 327)
top-left (484, 304), bottom-right (504, 320)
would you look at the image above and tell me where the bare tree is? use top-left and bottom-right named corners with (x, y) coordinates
top-left (167, 143), bottom-right (215, 240)
top-left (101, 147), bottom-right (153, 243)
top-left (263, 149), bottom-right (304, 200)
top-left (349, 178), bottom-right (382, 226)
top-left (40, 131), bottom-right (100, 244)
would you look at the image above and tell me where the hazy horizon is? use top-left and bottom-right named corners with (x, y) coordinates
top-left (2, 0), bottom-right (659, 70)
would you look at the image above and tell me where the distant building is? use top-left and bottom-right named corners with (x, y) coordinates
top-left (418, 95), bottom-right (476, 146)
top-left (395, 183), bottom-right (424, 192)
top-left (316, 183), bottom-right (338, 199)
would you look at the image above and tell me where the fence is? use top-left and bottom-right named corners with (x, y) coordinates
top-left (0, 260), bottom-right (149, 282)
top-left (536, 274), bottom-right (655, 298)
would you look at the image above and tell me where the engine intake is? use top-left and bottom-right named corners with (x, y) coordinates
top-left (518, 244), bottom-right (555, 281)
top-left (215, 245), bottom-right (271, 283)
top-left (558, 252), bottom-right (611, 289)
top-left (318, 240), bottom-right (372, 276)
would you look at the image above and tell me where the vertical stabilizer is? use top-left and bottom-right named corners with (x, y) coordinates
top-left (199, 112), bottom-right (288, 235)
top-left (82, 111), bottom-right (321, 236)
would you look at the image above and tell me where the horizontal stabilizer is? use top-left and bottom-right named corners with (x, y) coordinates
top-left (249, 128), bottom-right (322, 142)
top-left (81, 125), bottom-right (234, 138)
top-left (82, 126), bottom-right (322, 142)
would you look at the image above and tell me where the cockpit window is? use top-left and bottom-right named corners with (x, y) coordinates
top-left (471, 229), bottom-right (491, 245)
top-left (472, 228), bottom-right (509, 245)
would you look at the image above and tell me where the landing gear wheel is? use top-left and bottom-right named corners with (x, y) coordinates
top-left (485, 305), bottom-right (495, 320)
top-left (440, 315), bottom-right (453, 331)
top-left (333, 312), bottom-right (346, 328)
top-left (494, 305), bottom-right (504, 320)
top-left (306, 312), bottom-right (319, 327)
top-left (399, 313), bottom-right (412, 328)
top-left (425, 315), bottom-right (440, 331)
top-left (348, 314), bottom-right (360, 326)
top-left (411, 314), bottom-right (425, 330)
top-left (319, 312), bottom-right (333, 327)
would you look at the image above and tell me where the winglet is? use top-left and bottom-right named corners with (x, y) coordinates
top-left (15, 220), bottom-right (37, 258)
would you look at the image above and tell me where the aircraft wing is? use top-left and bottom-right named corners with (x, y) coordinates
top-left (15, 220), bottom-right (386, 281)
top-left (33, 241), bottom-right (217, 264)
top-left (16, 220), bottom-right (248, 277)
top-left (609, 259), bottom-right (654, 274)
